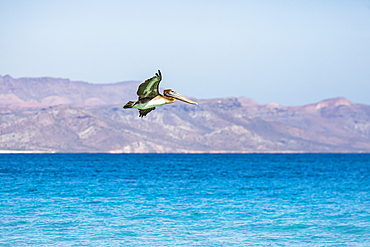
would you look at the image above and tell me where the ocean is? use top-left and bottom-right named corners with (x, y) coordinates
top-left (1, 154), bottom-right (369, 246)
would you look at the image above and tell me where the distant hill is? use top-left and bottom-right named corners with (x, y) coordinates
top-left (0, 75), bottom-right (369, 153)
top-left (0, 75), bottom-right (140, 108)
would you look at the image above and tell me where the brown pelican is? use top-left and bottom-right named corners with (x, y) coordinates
top-left (123, 70), bottom-right (198, 117)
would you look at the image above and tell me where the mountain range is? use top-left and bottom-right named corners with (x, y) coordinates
top-left (1, 74), bottom-right (369, 153)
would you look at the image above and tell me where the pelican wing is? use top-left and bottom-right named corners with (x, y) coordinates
top-left (139, 107), bottom-right (155, 117)
top-left (137, 70), bottom-right (162, 99)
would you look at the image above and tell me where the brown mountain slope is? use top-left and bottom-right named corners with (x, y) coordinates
top-left (1, 96), bottom-right (369, 153)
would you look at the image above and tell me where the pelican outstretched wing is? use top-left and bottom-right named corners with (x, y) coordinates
top-left (136, 70), bottom-right (162, 99)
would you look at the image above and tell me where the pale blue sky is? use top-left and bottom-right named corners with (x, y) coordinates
top-left (1, 0), bottom-right (369, 106)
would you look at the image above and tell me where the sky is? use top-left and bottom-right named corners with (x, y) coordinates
top-left (0, 0), bottom-right (369, 106)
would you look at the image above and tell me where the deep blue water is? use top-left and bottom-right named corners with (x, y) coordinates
top-left (1, 154), bottom-right (370, 246)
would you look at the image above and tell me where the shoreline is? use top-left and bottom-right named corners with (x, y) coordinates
top-left (0, 150), bottom-right (368, 154)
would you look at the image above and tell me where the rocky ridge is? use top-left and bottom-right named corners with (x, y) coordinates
top-left (0, 75), bottom-right (369, 153)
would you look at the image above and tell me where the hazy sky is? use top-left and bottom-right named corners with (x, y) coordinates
top-left (1, 0), bottom-right (369, 106)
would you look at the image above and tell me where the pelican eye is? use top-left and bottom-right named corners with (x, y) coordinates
top-left (165, 90), bottom-right (174, 96)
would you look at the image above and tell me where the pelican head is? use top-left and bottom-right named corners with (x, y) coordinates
top-left (163, 89), bottom-right (198, 105)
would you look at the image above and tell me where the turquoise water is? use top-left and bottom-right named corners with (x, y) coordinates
top-left (1, 154), bottom-right (370, 246)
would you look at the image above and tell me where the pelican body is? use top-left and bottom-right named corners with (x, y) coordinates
top-left (123, 70), bottom-right (198, 117)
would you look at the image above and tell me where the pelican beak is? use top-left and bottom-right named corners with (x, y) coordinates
top-left (168, 91), bottom-right (198, 105)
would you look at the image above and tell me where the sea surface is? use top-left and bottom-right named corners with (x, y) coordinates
top-left (1, 154), bottom-right (370, 246)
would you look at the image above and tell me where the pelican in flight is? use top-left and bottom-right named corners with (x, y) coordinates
top-left (123, 70), bottom-right (198, 117)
